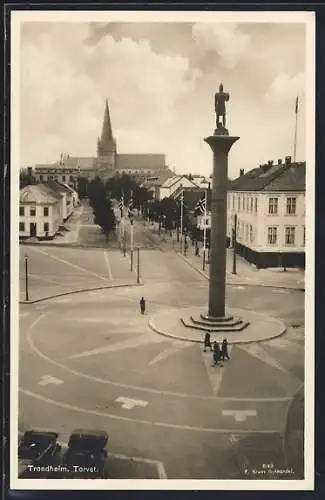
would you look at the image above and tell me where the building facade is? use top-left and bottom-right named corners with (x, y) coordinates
top-left (227, 157), bottom-right (306, 269)
top-left (19, 185), bottom-right (62, 239)
top-left (33, 99), bottom-right (173, 188)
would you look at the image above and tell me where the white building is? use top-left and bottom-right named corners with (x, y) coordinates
top-left (41, 181), bottom-right (74, 221)
top-left (227, 157), bottom-right (305, 269)
top-left (19, 185), bottom-right (62, 240)
top-left (159, 175), bottom-right (201, 201)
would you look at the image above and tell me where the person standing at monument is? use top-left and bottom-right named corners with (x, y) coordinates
top-left (203, 332), bottom-right (213, 352)
top-left (212, 342), bottom-right (221, 366)
top-left (221, 338), bottom-right (230, 361)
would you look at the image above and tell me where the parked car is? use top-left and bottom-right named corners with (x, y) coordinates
top-left (62, 429), bottom-right (108, 478)
top-left (18, 429), bottom-right (61, 478)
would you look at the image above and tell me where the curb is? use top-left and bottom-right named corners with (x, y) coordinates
top-left (148, 316), bottom-right (287, 345)
top-left (176, 252), bottom-right (305, 292)
top-left (19, 281), bottom-right (143, 305)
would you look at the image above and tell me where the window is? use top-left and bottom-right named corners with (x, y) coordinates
top-left (243, 197), bottom-right (245, 211)
top-left (43, 206), bottom-right (49, 216)
top-left (255, 198), bottom-right (258, 214)
top-left (245, 224), bottom-right (248, 240)
top-left (267, 227), bottom-right (277, 245)
top-left (285, 226), bottom-right (296, 245)
top-left (19, 222), bottom-right (25, 232)
top-left (268, 197), bottom-right (278, 215)
top-left (40, 175), bottom-right (43, 181)
top-left (250, 197), bottom-right (253, 212)
top-left (237, 195), bottom-right (240, 211)
top-left (303, 226), bottom-right (305, 246)
top-left (286, 197), bottom-right (296, 215)
top-left (19, 206), bottom-right (24, 216)
top-left (44, 222), bottom-right (49, 233)
top-left (69, 176), bottom-right (73, 182)
top-left (62, 175), bottom-right (66, 182)
top-left (49, 175), bottom-right (54, 180)
top-left (54, 175), bottom-right (58, 181)
top-left (30, 207), bottom-right (36, 216)
top-left (232, 195), bottom-right (235, 210)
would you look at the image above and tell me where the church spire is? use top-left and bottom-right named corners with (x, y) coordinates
top-left (101, 98), bottom-right (113, 143)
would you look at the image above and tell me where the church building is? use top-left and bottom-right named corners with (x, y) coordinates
top-left (33, 99), bottom-right (173, 188)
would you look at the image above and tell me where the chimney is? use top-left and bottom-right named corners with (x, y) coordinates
top-left (267, 160), bottom-right (274, 166)
top-left (239, 169), bottom-right (244, 177)
top-left (285, 156), bottom-right (292, 165)
top-left (278, 158), bottom-right (282, 165)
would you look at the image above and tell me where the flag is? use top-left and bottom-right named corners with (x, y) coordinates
top-left (295, 96), bottom-right (299, 114)
top-left (118, 193), bottom-right (124, 210)
top-left (194, 196), bottom-right (206, 215)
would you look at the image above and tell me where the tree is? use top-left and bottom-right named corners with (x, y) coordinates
top-left (77, 177), bottom-right (89, 199)
top-left (88, 177), bottom-right (116, 237)
top-left (20, 168), bottom-right (37, 189)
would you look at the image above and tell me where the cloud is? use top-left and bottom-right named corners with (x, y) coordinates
top-left (264, 72), bottom-right (306, 103)
top-left (20, 23), bottom-right (201, 164)
top-left (191, 23), bottom-right (251, 69)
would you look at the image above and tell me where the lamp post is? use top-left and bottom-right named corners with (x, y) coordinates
top-left (136, 247), bottom-right (140, 284)
top-left (25, 255), bottom-right (29, 301)
top-left (232, 213), bottom-right (237, 275)
top-left (130, 218), bottom-right (134, 271)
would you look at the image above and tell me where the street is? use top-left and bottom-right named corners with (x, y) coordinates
top-left (18, 219), bottom-right (305, 478)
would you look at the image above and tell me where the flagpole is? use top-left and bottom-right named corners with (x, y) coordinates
top-left (203, 187), bottom-right (207, 271)
top-left (293, 96), bottom-right (299, 162)
top-left (180, 189), bottom-right (183, 252)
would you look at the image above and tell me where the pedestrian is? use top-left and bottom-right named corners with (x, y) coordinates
top-left (221, 338), bottom-right (230, 361)
top-left (203, 332), bottom-right (213, 352)
top-left (212, 342), bottom-right (221, 366)
top-left (140, 297), bottom-right (146, 315)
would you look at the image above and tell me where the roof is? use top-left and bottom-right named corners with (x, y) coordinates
top-left (229, 161), bottom-right (306, 192)
top-left (35, 157), bottom-right (96, 171)
top-left (45, 180), bottom-right (73, 194)
top-left (141, 170), bottom-right (175, 187)
top-left (19, 184), bottom-right (59, 205)
top-left (161, 175), bottom-right (200, 189)
top-left (116, 154), bottom-right (166, 170)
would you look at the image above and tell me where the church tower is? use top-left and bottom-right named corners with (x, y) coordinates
top-left (97, 99), bottom-right (117, 175)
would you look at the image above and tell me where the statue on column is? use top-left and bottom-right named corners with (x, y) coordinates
top-left (214, 83), bottom-right (230, 135)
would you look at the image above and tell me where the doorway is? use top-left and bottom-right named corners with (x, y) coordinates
top-left (30, 222), bottom-right (37, 237)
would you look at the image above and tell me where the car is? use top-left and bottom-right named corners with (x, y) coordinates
top-left (18, 429), bottom-right (61, 478)
top-left (62, 429), bottom-right (109, 478)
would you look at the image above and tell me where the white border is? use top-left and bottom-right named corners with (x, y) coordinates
top-left (10, 10), bottom-right (315, 491)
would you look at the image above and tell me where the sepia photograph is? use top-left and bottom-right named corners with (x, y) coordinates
top-left (10, 10), bottom-right (314, 490)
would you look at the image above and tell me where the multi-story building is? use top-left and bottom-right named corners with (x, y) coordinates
top-left (227, 157), bottom-right (306, 269)
top-left (33, 99), bottom-right (173, 188)
top-left (19, 185), bottom-right (62, 240)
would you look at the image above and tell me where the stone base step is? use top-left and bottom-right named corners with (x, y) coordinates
top-left (191, 315), bottom-right (243, 328)
top-left (181, 317), bottom-right (250, 333)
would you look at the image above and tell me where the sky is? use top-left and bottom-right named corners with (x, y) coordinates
top-left (19, 17), bottom-right (308, 179)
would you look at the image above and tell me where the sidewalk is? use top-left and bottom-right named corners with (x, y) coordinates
top-left (145, 223), bottom-right (305, 290)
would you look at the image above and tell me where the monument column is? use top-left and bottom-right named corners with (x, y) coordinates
top-left (204, 135), bottom-right (239, 318)
top-left (204, 83), bottom-right (239, 319)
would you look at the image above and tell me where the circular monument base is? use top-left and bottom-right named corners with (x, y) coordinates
top-left (149, 306), bottom-right (286, 344)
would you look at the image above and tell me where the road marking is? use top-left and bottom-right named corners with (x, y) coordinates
top-left (200, 345), bottom-right (233, 396)
top-left (20, 388), bottom-right (282, 434)
top-left (115, 396), bottom-right (148, 410)
top-left (38, 375), bottom-right (64, 386)
top-left (222, 409), bottom-right (257, 422)
top-left (104, 251), bottom-right (113, 280)
top-left (60, 331), bottom-right (166, 361)
top-left (238, 343), bottom-right (291, 374)
top-left (148, 340), bottom-right (191, 366)
top-left (26, 313), bottom-right (293, 402)
top-left (28, 246), bottom-right (108, 282)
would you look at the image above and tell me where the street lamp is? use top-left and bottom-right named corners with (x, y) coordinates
top-left (232, 213), bottom-right (237, 275)
top-left (24, 255), bottom-right (29, 301)
top-left (130, 218), bottom-right (134, 271)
